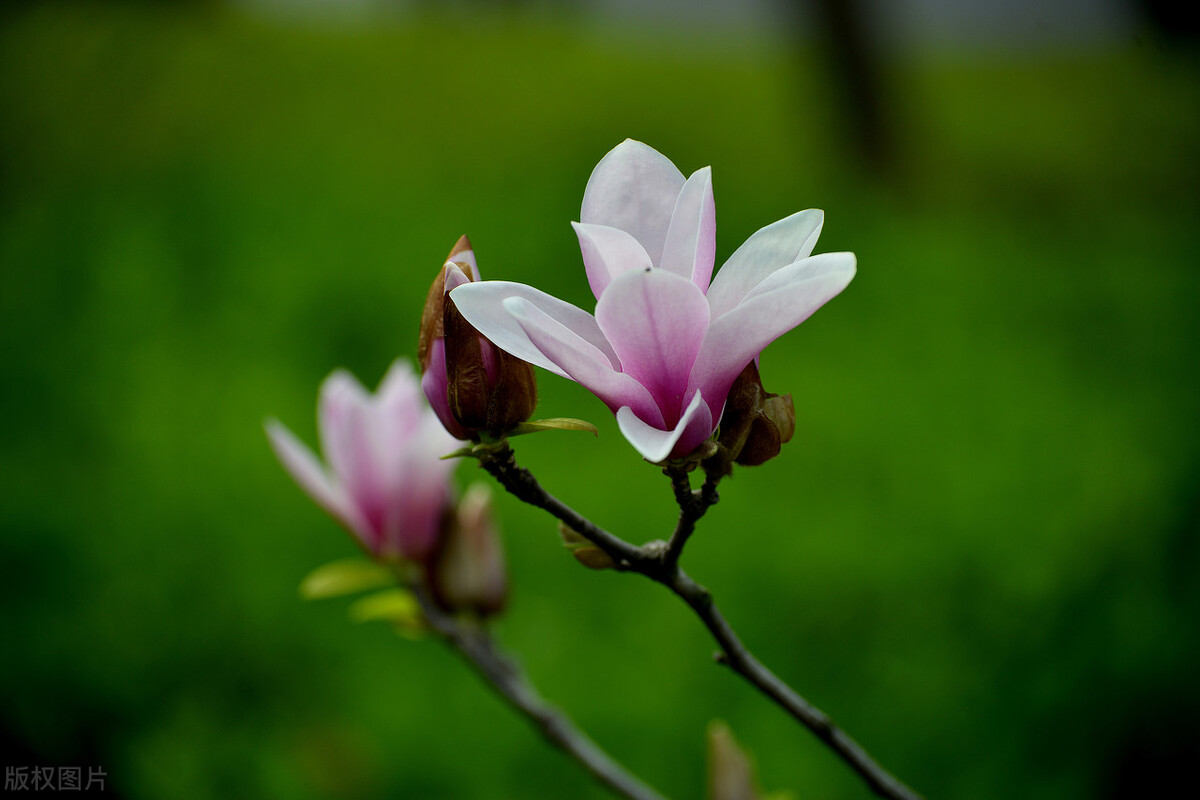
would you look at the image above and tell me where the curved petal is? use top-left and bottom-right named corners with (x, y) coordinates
top-left (318, 370), bottom-right (374, 494)
top-left (505, 296), bottom-right (665, 428)
top-left (445, 235), bottom-right (479, 280)
top-left (595, 269), bottom-right (709, 424)
top-left (442, 262), bottom-right (473, 293)
top-left (706, 209), bottom-right (825, 318)
top-left (660, 166), bottom-right (716, 292)
top-left (691, 252), bottom-right (856, 410)
top-left (450, 281), bottom-right (619, 376)
top-left (385, 446), bottom-right (455, 562)
top-left (580, 139), bottom-right (684, 266)
top-left (615, 391), bottom-right (713, 462)
top-left (571, 222), bottom-right (654, 300)
top-left (265, 419), bottom-right (366, 538)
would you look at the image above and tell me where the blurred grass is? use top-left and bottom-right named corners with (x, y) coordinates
top-left (2, 3), bottom-right (1198, 799)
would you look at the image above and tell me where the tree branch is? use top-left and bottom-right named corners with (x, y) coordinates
top-left (476, 442), bottom-right (921, 800)
top-left (415, 587), bottom-right (668, 800)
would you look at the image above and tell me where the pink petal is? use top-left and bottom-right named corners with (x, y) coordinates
top-left (615, 391), bottom-right (713, 462)
top-left (318, 370), bottom-right (372, 492)
top-left (572, 221), bottom-right (654, 299)
top-left (318, 371), bottom-right (392, 546)
top-left (376, 359), bottom-right (425, 437)
top-left (594, 269), bottom-right (709, 424)
top-left (265, 419), bottom-right (367, 539)
top-left (386, 392), bottom-right (460, 560)
top-left (450, 281), bottom-right (619, 376)
top-left (691, 252), bottom-right (856, 411)
top-left (385, 446), bottom-right (455, 562)
top-left (442, 263), bottom-right (472, 292)
top-left (580, 140), bottom-right (684, 267)
top-left (659, 166), bottom-right (716, 293)
top-left (375, 360), bottom-right (458, 488)
top-left (446, 245), bottom-right (479, 280)
top-left (706, 209), bottom-right (825, 318)
top-left (504, 295), bottom-right (665, 428)
top-left (420, 342), bottom-right (472, 440)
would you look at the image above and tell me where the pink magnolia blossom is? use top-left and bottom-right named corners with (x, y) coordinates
top-left (450, 140), bottom-right (856, 462)
top-left (266, 360), bottom-right (458, 562)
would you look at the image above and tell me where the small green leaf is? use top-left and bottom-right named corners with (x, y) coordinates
top-left (299, 558), bottom-right (393, 600)
top-left (509, 418), bottom-right (599, 437)
top-left (571, 547), bottom-right (617, 570)
top-left (348, 588), bottom-right (426, 636)
top-left (558, 522), bottom-right (616, 570)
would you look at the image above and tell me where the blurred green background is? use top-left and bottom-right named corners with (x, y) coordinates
top-left (2, 1), bottom-right (1198, 798)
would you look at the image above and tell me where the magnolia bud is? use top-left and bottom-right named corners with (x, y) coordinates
top-left (419, 236), bottom-right (537, 439)
top-left (715, 361), bottom-right (795, 468)
top-left (706, 721), bottom-right (761, 800)
top-left (427, 483), bottom-right (508, 618)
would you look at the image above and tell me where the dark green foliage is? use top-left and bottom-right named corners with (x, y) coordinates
top-left (2, 4), bottom-right (1197, 798)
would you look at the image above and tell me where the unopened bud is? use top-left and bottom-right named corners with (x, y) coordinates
top-left (715, 361), bottom-right (795, 468)
top-left (427, 483), bottom-right (508, 618)
top-left (419, 236), bottom-right (537, 439)
top-left (443, 271), bottom-right (537, 436)
top-left (706, 721), bottom-right (761, 800)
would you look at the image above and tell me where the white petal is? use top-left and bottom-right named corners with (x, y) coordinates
top-left (706, 209), bottom-right (825, 318)
top-left (692, 252), bottom-right (856, 409)
top-left (659, 166), bottom-right (716, 292)
top-left (505, 296), bottom-right (665, 428)
top-left (615, 391), bottom-right (711, 462)
top-left (445, 235), bottom-right (479, 279)
top-left (572, 221), bottom-right (654, 299)
top-left (580, 139), bottom-right (685, 266)
top-left (450, 281), bottom-right (619, 377)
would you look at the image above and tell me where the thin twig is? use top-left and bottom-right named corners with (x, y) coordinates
top-left (476, 443), bottom-right (921, 800)
top-left (479, 444), bottom-right (647, 569)
top-left (663, 570), bottom-right (920, 800)
top-left (662, 464), bottom-right (720, 567)
top-left (414, 587), bottom-right (668, 800)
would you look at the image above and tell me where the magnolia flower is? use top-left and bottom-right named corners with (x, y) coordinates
top-left (418, 236), bottom-right (537, 440)
top-left (450, 140), bottom-right (856, 461)
top-left (266, 360), bottom-right (458, 563)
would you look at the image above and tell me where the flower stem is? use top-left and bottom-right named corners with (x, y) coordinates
top-left (414, 587), bottom-right (668, 800)
top-left (661, 463), bottom-right (720, 567)
top-left (476, 443), bottom-right (922, 800)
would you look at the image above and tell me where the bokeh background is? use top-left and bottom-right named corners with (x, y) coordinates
top-left (2, 1), bottom-right (1197, 798)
